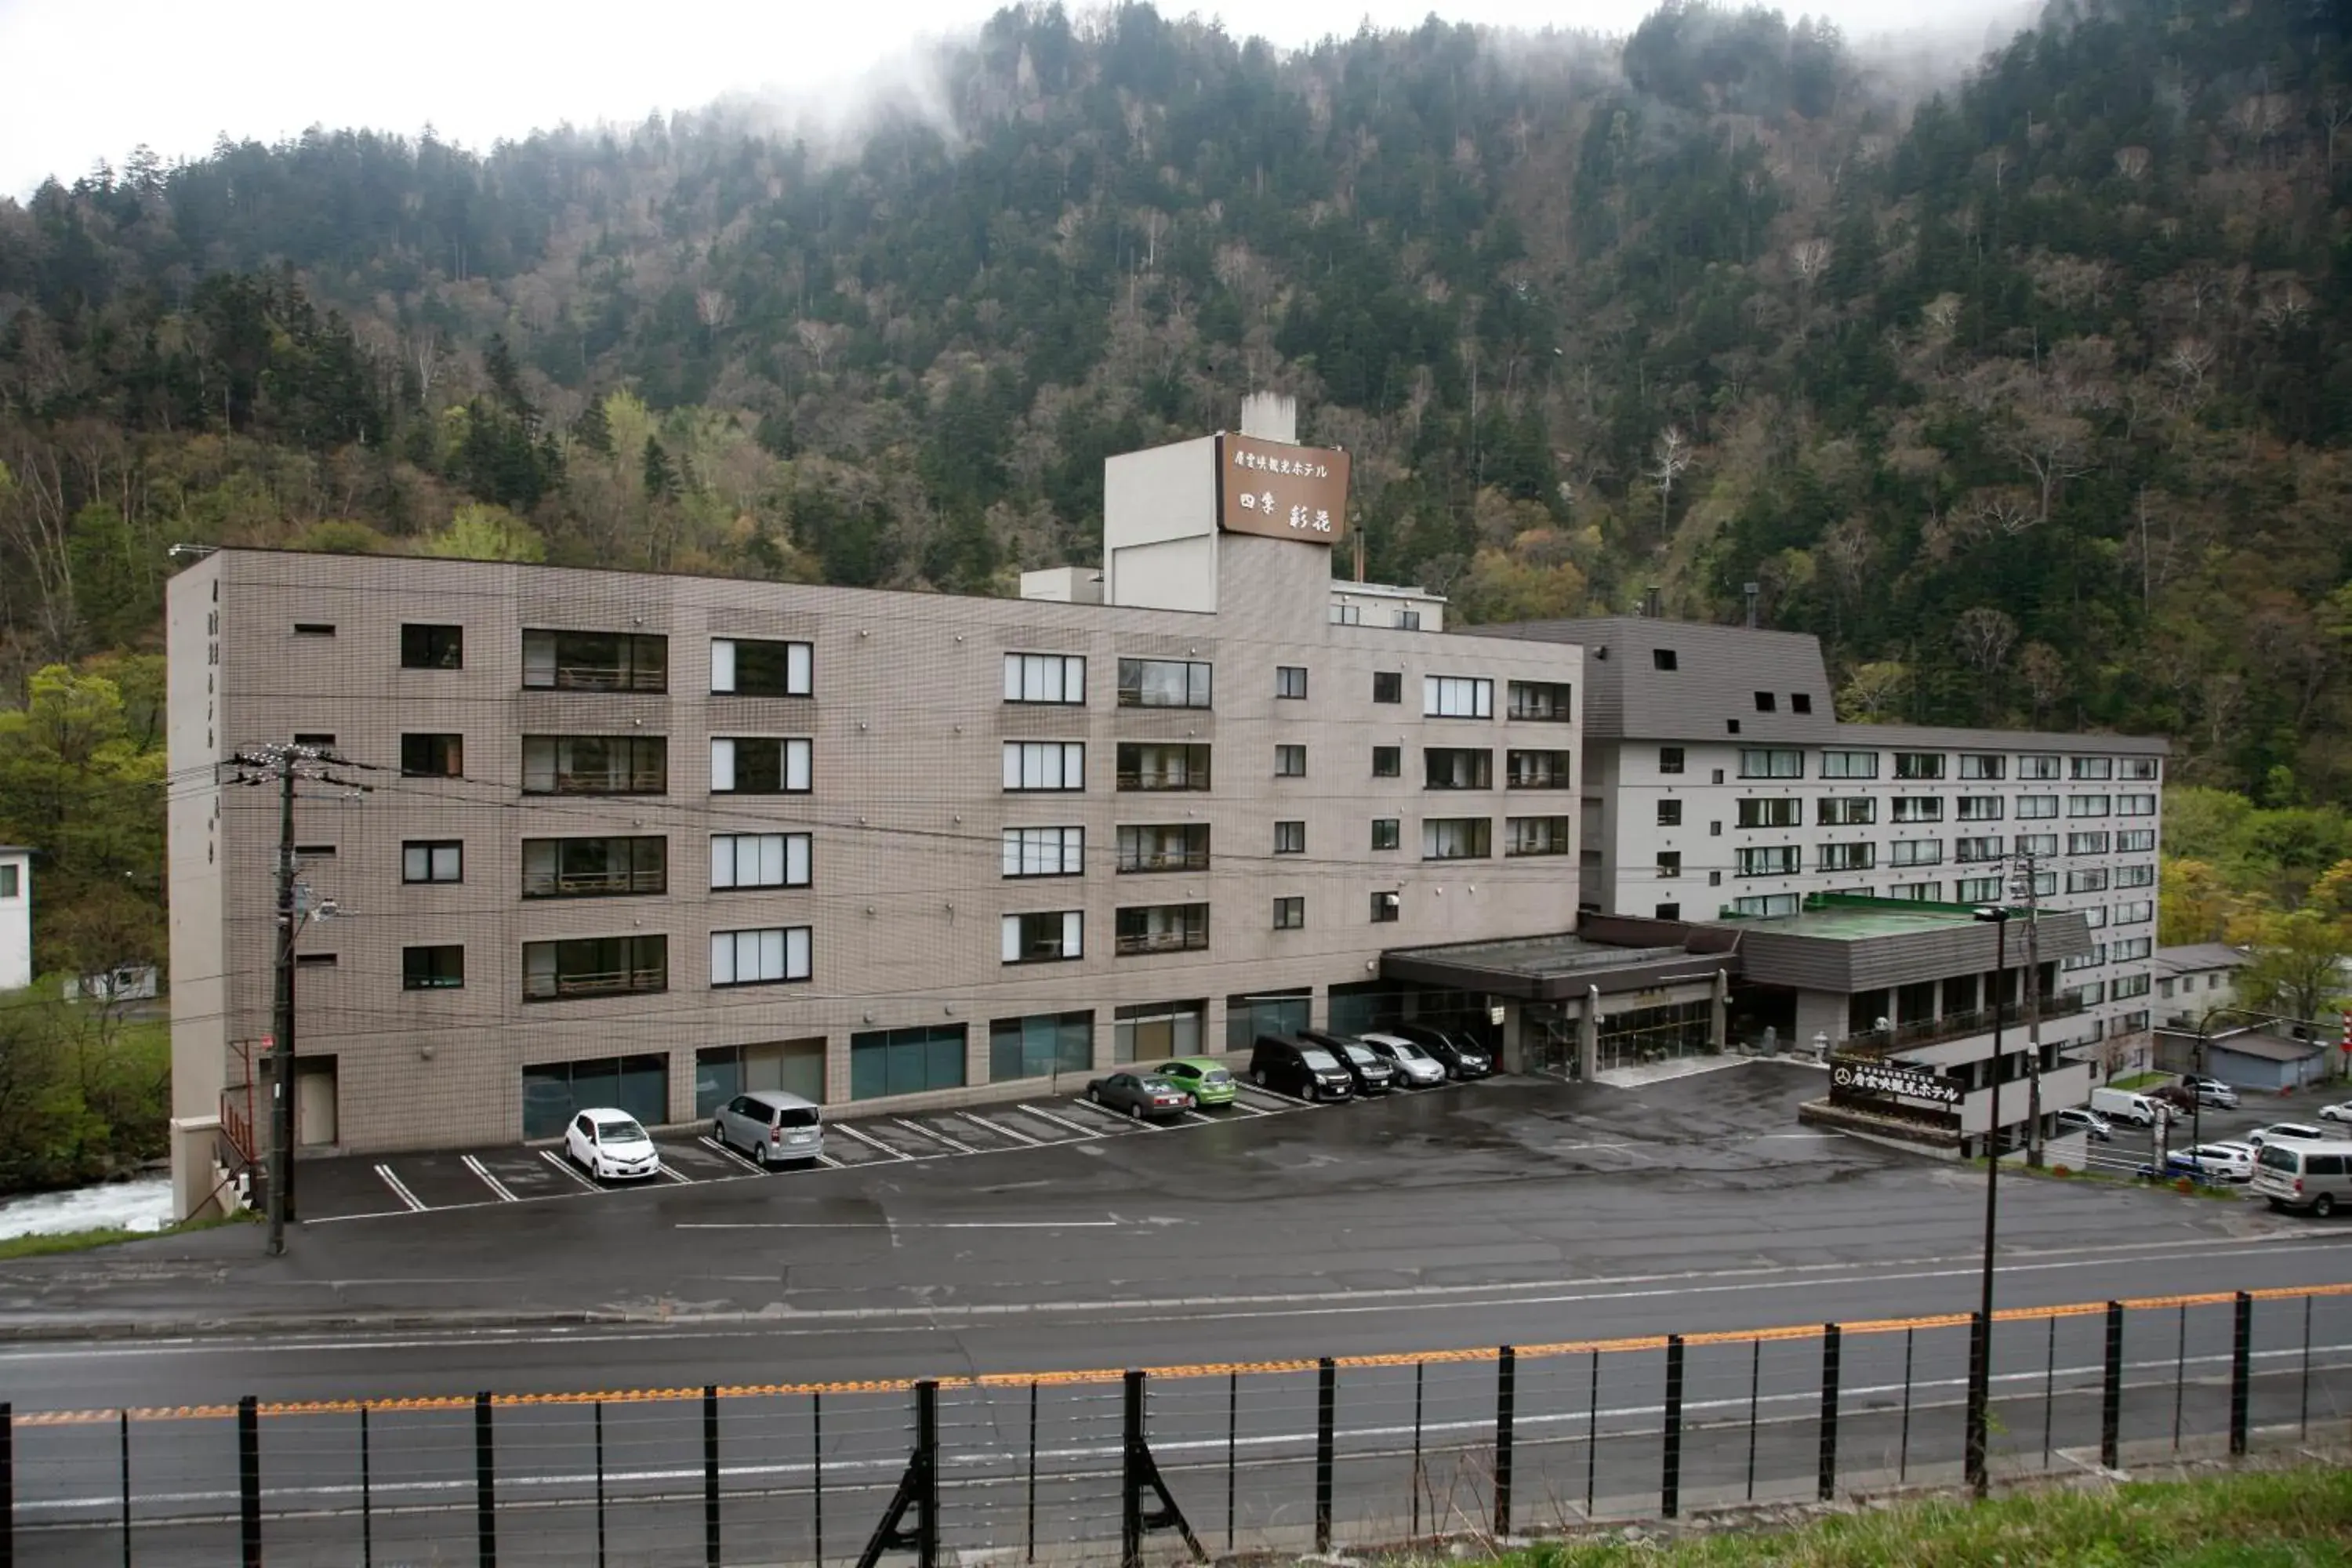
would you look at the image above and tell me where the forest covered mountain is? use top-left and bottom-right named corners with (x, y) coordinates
top-left (1, 0), bottom-right (2348, 807)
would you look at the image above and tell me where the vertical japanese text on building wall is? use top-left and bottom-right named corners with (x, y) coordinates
top-left (1216, 434), bottom-right (1352, 544)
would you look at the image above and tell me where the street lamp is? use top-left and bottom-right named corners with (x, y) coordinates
top-left (1965, 904), bottom-right (2011, 1499)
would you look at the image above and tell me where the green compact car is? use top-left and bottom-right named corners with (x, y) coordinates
top-left (1148, 1057), bottom-right (1237, 1107)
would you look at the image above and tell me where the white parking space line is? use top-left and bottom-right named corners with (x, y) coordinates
top-left (460, 1155), bottom-right (519, 1203)
top-left (833, 1122), bottom-right (913, 1160)
top-left (1068, 1096), bottom-right (1165, 1131)
top-left (698, 1136), bottom-right (765, 1174)
top-left (1181, 1110), bottom-right (1218, 1126)
top-left (1238, 1083), bottom-right (1317, 1108)
top-left (1017, 1104), bottom-right (1105, 1140)
top-left (539, 1149), bottom-right (598, 1189)
top-left (1216, 1097), bottom-right (1270, 1116)
top-left (960, 1113), bottom-right (1041, 1147)
top-left (373, 1165), bottom-right (427, 1212)
top-left (813, 1152), bottom-right (843, 1168)
top-left (658, 1165), bottom-right (694, 1184)
top-left (895, 1118), bottom-right (975, 1155)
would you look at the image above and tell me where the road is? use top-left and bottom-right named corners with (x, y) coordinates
top-left (2, 1062), bottom-right (2347, 1563)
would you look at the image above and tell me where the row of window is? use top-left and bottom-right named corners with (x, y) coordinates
top-left (401, 834), bottom-right (815, 896)
top-left (1694, 841), bottom-right (2160, 886)
top-left (1662, 746), bottom-right (2159, 782)
top-left (1666, 858), bottom-right (2158, 898)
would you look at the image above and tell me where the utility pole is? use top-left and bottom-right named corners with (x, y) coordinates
top-left (2013, 852), bottom-right (2044, 1169)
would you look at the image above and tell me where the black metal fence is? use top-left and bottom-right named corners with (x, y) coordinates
top-left (6, 1285), bottom-right (2348, 1566)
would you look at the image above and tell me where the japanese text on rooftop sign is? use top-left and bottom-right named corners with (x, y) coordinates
top-left (1216, 434), bottom-right (1352, 545)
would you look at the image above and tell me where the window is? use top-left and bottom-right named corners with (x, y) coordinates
top-left (1657, 800), bottom-right (1683, 827)
top-left (1737, 797), bottom-right (1801, 829)
top-left (1422, 676), bottom-right (1493, 718)
top-left (1116, 903), bottom-right (1209, 954)
top-left (402, 840), bottom-right (463, 884)
top-left (1372, 746), bottom-right (1402, 779)
top-left (1272, 896), bottom-right (1305, 930)
top-left (523, 630), bottom-right (667, 692)
top-left (2081, 906), bottom-right (2108, 927)
top-left (1736, 845), bottom-right (1800, 877)
top-left (402, 945), bottom-right (464, 990)
top-left (524, 836), bottom-right (667, 898)
top-left (523, 935), bottom-right (666, 1000)
top-left (2067, 982), bottom-right (2107, 1007)
top-left (1425, 748), bottom-right (1492, 789)
top-left (1890, 839), bottom-right (1944, 866)
top-left (1330, 603), bottom-right (1361, 626)
top-left (1892, 797), bottom-right (1944, 824)
top-left (1888, 883), bottom-right (1940, 902)
top-left (2063, 946), bottom-right (2108, 973)
top-left (1657, 851), bottom-right (1682, 879)
top-left (2117, 793), bottom-right (2155, 816)
top-left (401, 624), bottom-right (463, 670)
top-left (1893, 752), bottom-right (1945, 780)
top-left (401, 733), bottom-right (463, 778)
top-left (1004, 652), bottom-right (1086, 705)
top-left (294, 622), bottom-right (336, 637)
top-left (1117, 823), bottom-right (1208, 873)
top-left (1792, 693), bottom-right (1814, 714)
top-left (1508, 750), bottom-right (1571, 789)
top-left (1957, 797), bottom-right (2004, 822)
top-left (1738, 749), bottom-right (1802, 779)
top-left (1371, 818), bottom-right (1400, 851)
top-left (1422, 818), bottom-right (1492, 860)
top-left (522, 735), bottom-right (664, 794)
top-left (1274, 665), bottom-right (1307, 700)
top-left (2066, 868), bottom-right (2110, 893)
top-left (712, 737), bottom-right (812, 794)
top-left (1817, 843), bottom-right (1875, 872)
top-left (1373, 671), bottom-right (1403, 703)
top-left (1820, 750), bottom-right (1879, 779)
top-left (2067, 795), bottom-right (2111, 817)
top-left (2114, 863), bottom-right (2156, 888)
top-left (1006, 742), bottom-right (1087, 792)
top-left (713, 926), bottom-right (813, 985)
top-left (1753, 691), bottom-right (1777, 713)
top-left (1708, 870), bottom-right (1722, 885)
top-left (2071, 757), bottom-right (2114, 780)
top-left (711, 637), bottom-right (812, 697)
top-left (1730, 893), bottom-right (1800, 916)
top-left (1004, 826), bottom-right (1086, 878)
top-left (1955, 836), bottom-right (2004, 862)
top-left (1274, 821), bottom-right (1305, 855)
top-left (292, 733), bottom-right (337, 753)
top-left (1275, 744), bottom-right (1307, 777)
top-left (1957, 754), bottom-right (2005, 781)
top-left (1659, 747), bottom-right (1686, 775)
top-left (850, 1024), bottom-right (967, 1100)
top-left (2118, 758), bottom-right (2158, 781)
top-left (2114, 900), bottom-right (2155, 924)
top-left (1818, 797), bottom-right (1875, 826)
top-left (2067, 831), bottom-right (2111, 855)
top-left (1507, 681), bottom-right (1573, 721)
top-left (1955, 877), bottom-right (2002, 902)
top-left (2031, 870), bottom-right (2058, 897)
top-left (0, 865), bottom-right (15, 899)
top-left (1118, 658), bottom-right (1213, 709)
top-left (990, 1011), bottom-right (1094, 1083)
top-left (2113, 936), bottom-right (2153, 962)
top-left (711, 833), bottom-right (811, 890)
top-left (2120, 1010), bottom-right (2151, 1032)
top-left (2118, 829), bottom-right (2155, 852)
top-left (1000, 912), bottom-right (1082, 964)
top-left (2018, 833), bottom-right (2059, 857)
top-left (2017, 754), bottom-right (2061, 780)
top-left (1653, 649), bottom-right (1678, 670)
top-left (1397, 610), bottom-right (1421, 630)
top-left (1506, 816), bottom-right (1571, 856)
top-left (2016, 794), bottom-right (2059, 818)
top-left (1370, 891), bottom-right (1401, 923)
top-left (2111, 972), bottom-right (2151, 1000)
top-left (1116, 742), bottom-right (1206, 791)
top-left (1726, 720), bottom-right (1741, 735)
top-left (1115, 1000), bottom-right (1204, 1062)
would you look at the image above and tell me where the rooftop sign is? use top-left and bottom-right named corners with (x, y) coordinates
top-left (1216, 434), bottom-right (1350, 545)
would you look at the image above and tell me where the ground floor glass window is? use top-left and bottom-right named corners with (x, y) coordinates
top-left (849, 1025), bottom-right (967, 1101)
top-left (989, 1011), bottom-right (1095, 1082)
top-left (521, 1054), bottom-right (667, 1139)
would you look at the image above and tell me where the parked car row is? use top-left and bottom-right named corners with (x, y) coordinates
top-left (1248, 1025), bottom-right (1494, 1102)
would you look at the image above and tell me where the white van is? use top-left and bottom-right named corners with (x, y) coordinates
top-left (2089, 1087), bottom-right (2169, 1128)
top-left (2251, 1139), bottom-right (2352, 1216)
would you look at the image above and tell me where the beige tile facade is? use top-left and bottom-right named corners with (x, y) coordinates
top-left (168, 536), bottom-right (1583, 1171)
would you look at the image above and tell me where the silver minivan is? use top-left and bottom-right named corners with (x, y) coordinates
top-left (2251, 1139), bottom-right (2352, 1216)
top-left (711, 1090), bottom-right (826, 1168)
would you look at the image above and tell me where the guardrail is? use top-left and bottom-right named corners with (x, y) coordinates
top-left (7, 1284), bottom-right (2349, 1566)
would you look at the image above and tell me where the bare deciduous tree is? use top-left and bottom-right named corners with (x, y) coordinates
top-left (1953, 605), bottom-right (2019, 677)
top-left (1646, 426), bottom-right (1693, 546)
top-left (2113, 145), bottom-right (2152, 180)
top-left (2018, 641), bottom-right (2067, 728)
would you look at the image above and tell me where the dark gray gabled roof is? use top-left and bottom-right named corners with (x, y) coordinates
top-left (1465, 616), bottom-right (1835, 742)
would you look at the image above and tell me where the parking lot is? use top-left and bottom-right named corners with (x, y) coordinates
top-left (296, 1076), bottom-right (1330, 1221)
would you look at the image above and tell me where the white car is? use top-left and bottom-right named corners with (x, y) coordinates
top-left (2319, 1102), bottom-right (2352, 1124)
top-left (2246, 1122), bottom-right (2327, 1150)
top-left (1358, 1033), bottom-right (1449, 1087)
top-left (2166, 1143), bottom-right (2255, 1182)
top-left (565, 1109), bottom-right (662, 1181)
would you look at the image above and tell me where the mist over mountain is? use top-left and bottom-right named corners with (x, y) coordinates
top-left (2, 0), bottom-right (2348, 808)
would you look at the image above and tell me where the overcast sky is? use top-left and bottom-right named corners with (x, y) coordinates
top-left (0, 0), bottom-right (2027, 200)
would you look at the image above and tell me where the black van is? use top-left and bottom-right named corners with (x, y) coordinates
top-left (1249, 1034), bottom-right (1355, 1102)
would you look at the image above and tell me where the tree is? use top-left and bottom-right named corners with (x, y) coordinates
top-left (2016, 642), bottom-right (2067, 728)
top-left (420, 503), bottom-right (546, 563)
top-left (2160, 857), bottom-right (2239, 946)
top-left (2226, 904), bottom-right (2350, 1024)
top-left (1836, 661), bottom-right (1911, 723)
top-left (1646, 426), bottom-right (1693, 546)
top-left (1952, 606), bottom-right (2018, 684)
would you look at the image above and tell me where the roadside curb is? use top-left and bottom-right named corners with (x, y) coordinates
top-left (0, 1308), bottom-right (636, 1343)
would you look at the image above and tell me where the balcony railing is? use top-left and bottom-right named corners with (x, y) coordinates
top-left (523, 965), bottom-right (667, 1001)
top-left (522, 868), bottom-right (666, 898)
top-left (528, 662), bottom-right (666, 693)
top-left (1116, 851), bottom-right (1209, 873)
top-left (1115, 931), bottom-right (1208, 955)
top-left (524, 769), bottom-right (667, 796)
top-left (1844, 993), bottom-right (2088, 1056)
top-left (1116, 772), bottom-right (1210, 792)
